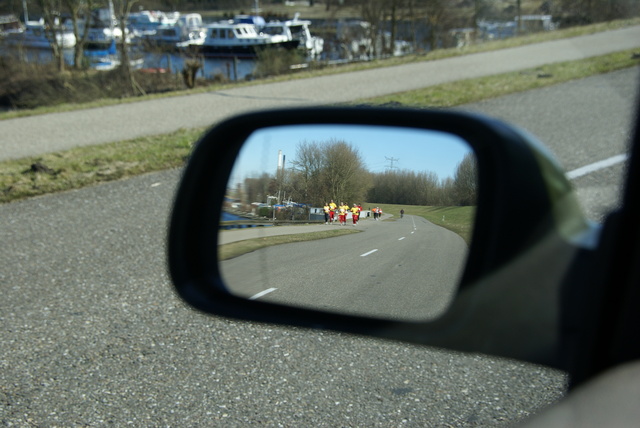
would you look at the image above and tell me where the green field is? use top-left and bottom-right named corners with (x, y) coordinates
top-left (367, 203), bottom-right (475, 245)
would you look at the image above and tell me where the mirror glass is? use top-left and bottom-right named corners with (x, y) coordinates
top-left (219, 124), bottom-right (477, 321)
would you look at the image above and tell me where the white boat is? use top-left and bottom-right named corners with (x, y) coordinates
top-left (198, 20), bottom-right (298, 58)
top-left (84, 24), bottom-right (133, 50)
top-left (4, 20), bottom-right (76, 48)
top-left (260, 14), bottom-right (324, 59)
top-left (127, 10), bottom-right (180, 37)
top-left (87, 55), bottom-right (144, 71)
top-left (78, 7), bottom-right (133, 50)
top-left (140, 13), bottom-right (206, 50)
top-left (84, 39), bottom-right (143, 71)
top-left (0, 14), bottom-right (22, 37)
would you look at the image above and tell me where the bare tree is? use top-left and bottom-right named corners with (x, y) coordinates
top-left (290, 141), bottom-right (327, 206)
top-left (112, 0), bottom-right (145, 95)
top-left (453, 152), bottom-right (478, 206)
top-left (367, 169), bottom-right (440, 205)
top-left (322, 139), bottom-right (368, 204)
top-left (35, 0), bottom-right (66, 71)
top-left (423, 0), bottom-right (448, 51)
top-left (557, 0), bottom-right (640, 23)
top-left (243, 173), bottom-right (273, 206)
top-left (285, 139), bottom-right (369, 205)
top-left (63, 0), bottom-right (93, 69)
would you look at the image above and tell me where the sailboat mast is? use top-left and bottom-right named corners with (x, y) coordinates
top-left (22, 0), bottom-right (29, 23)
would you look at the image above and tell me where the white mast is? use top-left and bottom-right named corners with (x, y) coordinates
top-left (22, 0), bottom-right (29, 23)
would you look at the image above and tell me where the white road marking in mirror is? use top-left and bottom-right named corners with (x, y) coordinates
top-left (360, 249), bottom-right (378, 257)
top-left (567, 154), bottom-right (628, 179)
top-left (249, 288), bottom-right (277, 300)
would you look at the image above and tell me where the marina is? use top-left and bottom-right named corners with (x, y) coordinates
top-left (0, 8), bottom-right (325, 79)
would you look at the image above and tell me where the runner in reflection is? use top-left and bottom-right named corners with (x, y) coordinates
top-left (351, 203), bottom-right (361, 225)
top-left (338, 202), bottom-right (349, 225)
top-left (329, 200), bottom-right (337, 223)
top-left (323, 202), bottom-right (330, 224)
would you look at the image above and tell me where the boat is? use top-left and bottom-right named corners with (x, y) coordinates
top-left (84, 39), bottom-right (143, 71)
top-left (84, 23), bottom-right (132, 50)
top-left (142, 24), bottom-right (205, 49)
top-left (259, 14), bottom-right (324, 59)
top-left (0, 14), bottom-right (22, 37)
top-left (80, 7), bottom-right (133, 50)
top-left (4, 20), bottom-right (76, 49)
top-left (127, 10), bottom-right (180, 37)
top-left (139, 13), bottom-right (206, 50)
top-left (198, 20), bottom-right (298, 58)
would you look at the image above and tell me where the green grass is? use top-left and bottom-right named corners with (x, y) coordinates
top-left (0, 128), bottom-right (202, 203)
top-left (356, 48), bottom-right (640, 107)
top-left (218, 228), bottom-right (359, 260)
top-left (369, 203), bottom-right (476, 245)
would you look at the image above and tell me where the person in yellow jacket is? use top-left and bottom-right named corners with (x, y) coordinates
top-left (328, 200), bottom-right (337, 223)
top-left (338, 202), bottom-right (349, 225)
top-left (351, 203), bottom-right (361, 225)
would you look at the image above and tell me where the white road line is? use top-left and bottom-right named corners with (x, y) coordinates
top-left (398, 237), bottom-right (406, 241)
top-left (567, 154), bottom-right (628, 180)
top-left (360, 249), bottom-right (378, 257)
top-left (249, 288), bottom-right (277, 300)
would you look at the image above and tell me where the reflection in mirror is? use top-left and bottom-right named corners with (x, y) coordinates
top-left (218, 124), bottom-right (477, 321)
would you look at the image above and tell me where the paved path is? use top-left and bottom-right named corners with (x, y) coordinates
top-left (219, 214), bottom-right (391, 245)
top-left (1, 26), bottom-right (640, 161)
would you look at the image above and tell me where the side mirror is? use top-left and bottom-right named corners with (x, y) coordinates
top-left (168, 107), bottom-right (592, 369)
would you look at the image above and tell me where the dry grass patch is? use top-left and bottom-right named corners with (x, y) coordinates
top-left (219, 229), bottom-right (360, 260)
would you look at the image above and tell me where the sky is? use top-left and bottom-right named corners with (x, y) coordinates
top-left (229, 124), bottom-right (473, 187)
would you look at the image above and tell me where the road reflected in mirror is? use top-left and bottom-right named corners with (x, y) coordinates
top-left (219, 124), bottom-right (477, 321)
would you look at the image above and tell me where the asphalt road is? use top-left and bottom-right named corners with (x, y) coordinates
top-left (461, 66), bottom-right (640, 222)
top-left (221, 215), bottom-right (466, 321)
top-left (0, 170), bottom-right (566, 427)
top-left (1, 35), bottom-right (639, 426)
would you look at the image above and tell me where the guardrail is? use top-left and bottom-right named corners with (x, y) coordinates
top-left (220, 220), bottom-right (324, 229)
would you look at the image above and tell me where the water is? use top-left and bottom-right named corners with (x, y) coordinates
top-left (0, 45), bottom-right (257, 81)
top-left (141, 51), bottom-right (256, 81)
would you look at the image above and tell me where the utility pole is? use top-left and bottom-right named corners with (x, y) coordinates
top-left (516, 0), bottom-right (522, 34)
top-left (385, 156), bottom-right (399, 171)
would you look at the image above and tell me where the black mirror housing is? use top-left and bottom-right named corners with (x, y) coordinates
top-left (168, 107), bottom-right (592, 369)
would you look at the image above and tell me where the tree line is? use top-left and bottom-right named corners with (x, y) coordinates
top-left (239, 139), bottom-right (477, 208)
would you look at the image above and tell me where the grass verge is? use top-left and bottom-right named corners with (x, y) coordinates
top-left (219, 228), bottom-right (359, 260)
top-left (370, 203), bottom-right (476, 245)
top-left (0, 128), bottom-right (202, 204)
top-left (356, 48), bottom-right (640, 107)
top-left (1, 48), bottom-right (639, 205)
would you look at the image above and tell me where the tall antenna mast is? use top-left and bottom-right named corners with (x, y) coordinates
top-left (385, 156), bottom-right (399, 171)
